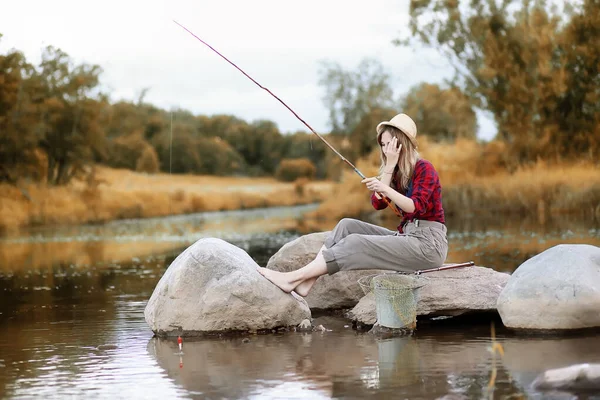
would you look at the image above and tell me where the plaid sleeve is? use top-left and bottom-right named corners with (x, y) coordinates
top-left (410, 161), bottom-right (437, 215)
top-left (371, 192), bottom-right (389, 210)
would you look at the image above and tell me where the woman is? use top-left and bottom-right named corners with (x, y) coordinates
top-left (257, 113), bottom-right (448, 296)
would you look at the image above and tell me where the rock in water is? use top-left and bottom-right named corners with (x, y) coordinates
top-left (348, 266), bottom-right (510, 325)
top-left (497, 244), bottom-right (600, 330)
top-left (532, 363), bottom-right (600, 391)
top-left (266, 232), bottom-right (387, 310)
top-left (144, 238), bottom-right (311, 337)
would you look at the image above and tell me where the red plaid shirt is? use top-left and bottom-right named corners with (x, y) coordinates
top-left (371, 159), bottom-right (445, 233)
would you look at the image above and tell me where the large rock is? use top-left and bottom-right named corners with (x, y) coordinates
top-left (348, 266), bottom-right (510, 325)
top-left (501, 336), bottom-right (600, 396)
top-left (532, 363), bottom-right (600, 391)
top-left (266, 232), bottom-right (387, 310)
top-left (497, 244), bottom-right (600, 330)
top-left (145, 238), bottom-right (310, 336)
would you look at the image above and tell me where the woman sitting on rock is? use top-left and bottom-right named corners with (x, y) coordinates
top-left (258, 113), bottom-right (448, 296)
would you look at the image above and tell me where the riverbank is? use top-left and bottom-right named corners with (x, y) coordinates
top-left (0, 166), bottom-right (334, 233)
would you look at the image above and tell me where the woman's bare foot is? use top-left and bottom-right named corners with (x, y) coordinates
top-left (294, 277), bottom-right (317, 297)
top-left (256, 267), bottom-right (297, 293)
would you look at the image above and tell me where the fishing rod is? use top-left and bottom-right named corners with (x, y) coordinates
top-left (173, 20), bottom-right (402, 217)
top-left (414, 261), bottom-right (474, 275)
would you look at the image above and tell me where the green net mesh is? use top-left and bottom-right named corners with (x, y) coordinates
top-left (358, 273), bottom-right (427, 330)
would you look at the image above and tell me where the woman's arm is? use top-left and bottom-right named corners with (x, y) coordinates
top-left (381, 185), bottom-right (415, 213)
top-left (363, 175), bottom-right (416, 213)
top-left (364, 161), bottom-right (438, 214)
top-left (373, 168), bottom-right (394, 200)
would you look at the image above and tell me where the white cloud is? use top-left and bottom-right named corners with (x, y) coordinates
top-left (0, 0), bottom-right (496, 139)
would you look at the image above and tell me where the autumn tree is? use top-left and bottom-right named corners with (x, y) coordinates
top-left (215, 119), bottom-right (284, 175)
top-left (103, 101), bottom-right (166, 141)
top-left (401, 0), bottom-right (600, 161)
top-left (0, 37), bottom-right (40, 182)
top-left (401, 83), bottom-right (477, 141)
top-left (36, 46), bottom-right (106, 184)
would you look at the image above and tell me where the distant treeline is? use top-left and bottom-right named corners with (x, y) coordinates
top-left (0, 38), bottom-right (336, 184)
top-left (1, 0), bottom-right (599, 187)
top-left (0, 33), bottom-right (478, 186)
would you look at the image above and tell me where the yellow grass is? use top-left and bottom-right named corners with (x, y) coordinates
top-left (309, 138), bottom-right (600, 222)
top-left (0, 166), bottom-right (334, 233)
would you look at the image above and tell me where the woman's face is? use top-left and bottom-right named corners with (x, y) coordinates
top-left (380, 130), bottom-right (393, 149)
top-left (379, 130), bottom-right (400, 154)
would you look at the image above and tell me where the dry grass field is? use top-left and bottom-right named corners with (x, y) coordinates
top-left (0, 166), bottom-right (333, 233)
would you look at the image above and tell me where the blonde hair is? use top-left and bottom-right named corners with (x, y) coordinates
top-left (378, 126), bottom-right (420, 192)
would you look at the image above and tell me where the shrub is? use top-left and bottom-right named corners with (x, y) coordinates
top-left (106, 133), bottom-right (158, 173)
top-left (135, 146), bottom-right (160, 173)
top-left (275, 158), bottom-right (316, 182)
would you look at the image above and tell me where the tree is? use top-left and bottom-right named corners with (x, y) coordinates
top-left (36, 46), bottom-right (106, 184)
top-left (103, 101), bottom-right (166, 141)
top-left (401, 83), bottom-right (477, 141)
top-left (318, 58), bottom-right (395, 134)
top-left (400, 0), bottom-right (600, 161)
top-left (553, 0), bottom-right (600, 158)
top-left (217, 119), bottom-right (284, 175)
top-left (0, 38), bottom-right (40, 182)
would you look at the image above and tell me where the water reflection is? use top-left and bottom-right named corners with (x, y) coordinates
top-left (0, 205), bottom-right (317, 272)
top-left (146, 319), bottom-right (536, 399)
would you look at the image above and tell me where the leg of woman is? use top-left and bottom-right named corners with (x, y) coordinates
top-left (258, 218), bottom-right (396, 294)
top-left (294, 245), bottom-right (325, 296)
top-left (257, 248), bottom-right (328, 293)
top-left (325, 218), bottom-right (396, 248)
top-left (302, 218), bottom-right (395, 294)
top-left (322, 227), bottom-right (447, 275)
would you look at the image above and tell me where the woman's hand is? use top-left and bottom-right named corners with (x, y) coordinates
top-left (361, 177), bottom-right (389, 195)
top-left (384, 137), bottom-right (402, 168)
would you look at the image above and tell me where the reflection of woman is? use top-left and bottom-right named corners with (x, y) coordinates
top-left (258, 113), bottom-right (448, 296)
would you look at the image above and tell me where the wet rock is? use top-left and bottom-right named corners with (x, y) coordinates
top-left (368, 323), bottom-right (413, 337)
top-left (532, 363), bottom-right (600, 391)
top-left (348, 266), bottom-right (509, 325)
top-left (347, 293), bottom-right (377, 325)
top-left (266, 232), bottom-right (387, 310)
top-left (96, 344), bottom-right (118, 351)
top-left (297, 319), bottom-right (312, 332)
top-left (501, 334), bottom-right (600, 397)
top-left (497, 244), bottom-right (600, 330)
top-left (144, 238), bottom-right (311, 337)
top-left (242, 338), bottom-right (250, 344)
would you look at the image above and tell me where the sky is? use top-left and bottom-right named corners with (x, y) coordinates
top-left (0, 0), bottom-right (497, 140)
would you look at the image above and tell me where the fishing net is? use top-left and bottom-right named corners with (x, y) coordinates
top-left (358, 273), bottom-right (428, 330)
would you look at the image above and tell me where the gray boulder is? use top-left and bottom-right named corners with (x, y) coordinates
top-left (266, 232), bottom-right (387, 310)
top-left (497, 244), bottom-right (600, 330)
top-left (144, 238), bottom-right (310, 337)
top-left (532, 363), bottom-right (600, 391)
top-left (348, 266), bottom-right (510, 325)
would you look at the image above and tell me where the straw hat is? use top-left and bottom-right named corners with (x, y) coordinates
top-left (376, 113), bottom-right (418, 148)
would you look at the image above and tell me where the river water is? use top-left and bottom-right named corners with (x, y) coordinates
top-left (1, 205), bottom-right (599, 399)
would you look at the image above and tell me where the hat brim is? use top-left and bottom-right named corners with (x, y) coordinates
top-left (376, 122), bottom-right (418, 148)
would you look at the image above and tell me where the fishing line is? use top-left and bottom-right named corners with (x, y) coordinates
top-left (172, 20), bottom-right (402, 217)
top-left (169, 110), bottom-right (173, 215)
top-left (170, 111), bottom-right (173, 176)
